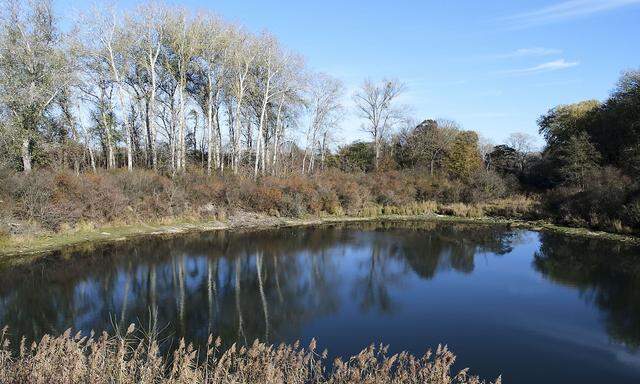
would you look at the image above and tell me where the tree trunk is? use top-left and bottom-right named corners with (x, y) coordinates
top-left (374, 135), bottom-right (380, 170)
top-left (254, 76), bottom-right (271, 180)
top-left (103, 112), bottom-right (116, 169)
top-left (144, 98), bottom-right (153, 168)
top-left (321, 131), bottom-right (327, 170)
top-left (178, 82), bottom-right (186, 171)
top-left (88, 145), bottom-right (96, 173)
top-left (215, 106), bottom-right (222, 173)
top-left (271, 96), bottom-right (284, 175)
top-left (21, 138), bottom-right (31, 173)
top-left (149, 62), bottom-right (158, 171)
top-left (206, 79), bottom-right (213, 175)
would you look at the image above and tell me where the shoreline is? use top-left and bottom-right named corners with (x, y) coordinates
top-left (1, 213), bottom-right (638, 266)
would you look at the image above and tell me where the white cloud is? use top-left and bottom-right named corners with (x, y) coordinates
top-left (491, 47), bottom-right (562, 59)
top-left (497, 59), bottom-right (580, 76)
top-left (500, 0), bottom-right (640, 28)
top-left (533, 79), bottom-right (583, 87)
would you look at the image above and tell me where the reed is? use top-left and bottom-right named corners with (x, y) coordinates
top-left (0, 325), bottom-right (499, 384)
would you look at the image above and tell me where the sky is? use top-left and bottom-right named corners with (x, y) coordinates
top-left (60, 0), bottom-right (640, 147)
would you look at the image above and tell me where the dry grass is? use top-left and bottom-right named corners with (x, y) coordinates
top-left (437, 203), bottom-right (484, 218)
top-left (0, 326), bottom-right (499, 384)
top-left (482, 197), bottom-right (539, 220)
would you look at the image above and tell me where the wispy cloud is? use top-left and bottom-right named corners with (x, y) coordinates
top-left (533, 79), bottom-right (583, 87)
top-left (497, 59), bottom-right (580, 76)
top-left (490, 47), bottom-right (562, 60)
top-left (500, 0), bottom-right (640, 28)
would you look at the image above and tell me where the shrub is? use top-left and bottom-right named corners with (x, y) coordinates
top-left (463, 169), bottom-right (508, 203)
top-left (314, 170), bottom-right (370, 214)
top-left (542, 167), bottom-right (638, 232)
top-left (368, 171), bottom-right (416, 206)
top-left (624, 196), bottom-right (640, 229)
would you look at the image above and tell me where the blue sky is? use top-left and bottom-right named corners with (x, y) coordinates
top-left (62, 0), bottom-right (640, 147)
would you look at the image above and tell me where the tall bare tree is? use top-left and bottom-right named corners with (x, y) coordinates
top-left (353, 79), bottom-right (405, 169)
top-left (302, 73), bottom-right (343, 174)
top-left (93, 6), bottom-right (137, 171)
top-left (129, 3), bottom-right (165, 170)
top-left (225, 27), bottom-right (256, 174)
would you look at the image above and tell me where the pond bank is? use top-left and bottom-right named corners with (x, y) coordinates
top-left (1, 212), bottom-right (638, 266)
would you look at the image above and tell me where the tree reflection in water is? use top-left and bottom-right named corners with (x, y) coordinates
top-left (1, 221), bottom-right (639, 357)
top-left (534, 232), bottom-right (640, 350)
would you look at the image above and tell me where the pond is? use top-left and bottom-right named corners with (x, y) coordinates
top-left (1, 221), bottom-right (640, 383)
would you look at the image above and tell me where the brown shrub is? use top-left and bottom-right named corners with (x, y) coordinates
top-left (368, 170), bottom-right (417, 206)
top-left (314, 170), bottom-right (370, 214)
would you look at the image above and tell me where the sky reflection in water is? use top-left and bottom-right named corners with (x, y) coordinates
top-left (1, 221), bottom-right (640, 383)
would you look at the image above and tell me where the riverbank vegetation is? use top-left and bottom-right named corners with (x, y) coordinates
top-left (0, 325), bottom-right (496, 384)
top-left (0, 0), bottom-right (638, 242)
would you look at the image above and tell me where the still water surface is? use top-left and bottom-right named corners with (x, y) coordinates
top-left (1, 221), bottom-right (640, 383)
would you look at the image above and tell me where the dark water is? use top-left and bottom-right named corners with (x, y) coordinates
top-left (1, 221), bottom-right (640, 383)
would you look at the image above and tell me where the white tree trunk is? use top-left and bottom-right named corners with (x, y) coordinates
top-left (149, 62), bottom-right (158, 170)
top-left (21, 138), bottom-right (31, 173)
top-left (254, 73), bottom-right (271, 180)
top-left (206, 75), bottom-right (214, 175)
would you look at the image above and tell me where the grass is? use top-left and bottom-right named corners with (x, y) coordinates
top-left (0, 325), bottom-right (498, 384)
top-left (1, 197), bottom-right (638, 265)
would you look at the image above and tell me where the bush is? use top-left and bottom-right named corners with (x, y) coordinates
top-left (4, 165), bottom-right (635, 235)
top-left (463, 169), bottom-right (508, 203)
top-left (542, 167), bottom-right (638, 232)
top-left (624, 196), bottom-right (640, 229)
top-left (368, 171), bottom-right (416, 206)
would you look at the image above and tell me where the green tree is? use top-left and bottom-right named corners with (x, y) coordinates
top-left (336, 141), bottom-right (375, 172)
top-left (591, 70), bottom-right (640, 176)
top-left (0, 0), bottom-right (71, 172)
top-left (444, 130), bottom-right (482, 180)
top-left (537, 100), bottom-right (602, 186)
top-left (553, 131), bottom-right (601, 187)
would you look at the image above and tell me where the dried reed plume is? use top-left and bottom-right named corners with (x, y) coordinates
top-left (0, 325), bottom-right (500, 384)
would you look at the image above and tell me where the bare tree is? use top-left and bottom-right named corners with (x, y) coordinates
top-left (92, 6), bottom-right (137, 171)
top-left (129, 3), bottom-right (165, 170)
top-left (162, 9), bottom-right (201, 172)
top-left (196, 15), bottom-right (227, 175)
top-left (506, 132), bottom-right (536, 171)
top-left (225, 27), bottom-right (256, 174)
top-left (302, 73), bottom-right (343, 174)
top-left (353, 79), bottom-right (405, 169)
top-left (478, 134), bottom-right (495, 170)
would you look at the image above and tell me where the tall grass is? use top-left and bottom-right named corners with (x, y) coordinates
top-left (0, 325), bottom-right (499, 384)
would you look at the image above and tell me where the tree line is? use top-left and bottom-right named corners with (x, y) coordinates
top-left (1, 0), bottom-right (639, 234)
top-left (0, 0), bottom-right (355, 178)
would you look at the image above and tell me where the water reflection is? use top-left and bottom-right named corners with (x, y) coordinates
top-left (534, 232), bottom-right (640, 350)
top-left (0, 222), bottom-right (516, 345)
top-left (1, 221), bottom-right (640, 383)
